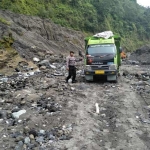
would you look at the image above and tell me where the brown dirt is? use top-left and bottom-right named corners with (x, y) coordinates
top-left (0, 48), bottom-right (37, 75)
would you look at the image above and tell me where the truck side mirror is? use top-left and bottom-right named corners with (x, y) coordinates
top-left (78, 50), bottom-right (84, 58)
top-left (119, 47), bottom-right (123, 53)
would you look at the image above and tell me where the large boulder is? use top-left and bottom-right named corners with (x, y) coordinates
top-left (129, 45), bottom-right (150, 65)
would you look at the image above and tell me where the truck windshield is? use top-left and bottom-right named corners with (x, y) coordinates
top-left (87, 44), bottom-right (116, 55)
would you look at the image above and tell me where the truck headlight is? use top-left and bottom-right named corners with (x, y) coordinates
top-left (109, 64), bottom-right (117, 70)
top-left (85, 65), bottom-right (92, 71)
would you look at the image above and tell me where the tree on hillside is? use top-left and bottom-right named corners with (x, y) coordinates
top-left (0, 0), bottom-right (149, 49)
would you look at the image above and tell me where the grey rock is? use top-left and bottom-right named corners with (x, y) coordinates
top-left (33, 147), bottom-right (39, 150)
top-left (29, 134), bottom-right (35, 140)
top-left (15, 136), bottom-right (24, 142)
top-left (51, 84), bottom-right (58, 88)
top-left (18, 141), bottom-right (24, 146)
top-left (50, 64), bottom-right (56, 69)
top-left (38, 60), bottom-right (50, 67)
top-left (53, 72), bottom-right (63, 76)
top-left (39, 147), bottom-right (45, 150)
top-left (147, 79), bottom-right (150, 83)
top-left (0, 92), bottom-right (8, 96)
top-left (49, 134), bottom-right (55, 140)
top-left (122, 70), bottom-right (129, 76)
top-left (0, 77), bottom-right (8, 83)
top-left (24, 126), bottom-right (30, 134)
top-left (11, 131), bottom-right (22, 138)
top-left (0, 126), bottom-right (4, 132)
top-left (141, 118), bottom-right (150, 124)
top-left (129, 45), bottom-right (150, 65)
top-left (71, 87), bottom-right (75, 91)
top-left (40, 66), bottom-right (47, 70)
top-left (15, 145), bottom-right (22, 150)
top-left (143, 105), bottom-right (150, 111)
top-left (59, 135), bottom-right (71, 140)
top-left (39, 130), bottom-right (45, 135)
top-left (136, 81), bottom-right (147, 86)
top-left (0, 110), bottom-right (7, 119)
top-left (28, 129), bottom-right (38, 137)
top-left (24, 137), bottom-right (30, 144)
top-left (142, 76), bottom-right (149, 81)
top-left (11, 107), bottom-right (20, 113)
top-left (76, 83), bottom-right (90, 90)
top-left (33, 57), bottom-right (40, 62)
top-left (20, 100), bottom-right (26, 105)
top-left (27, 143), bottom-right (35, 149)
top-left (141, 61), bottom-right (148, 65)
top-left (145, 90), bottom-right (150, 94)
top-left (26, 94), bottom-right (40, 102)
top-left (12, 109), bottom-right (26, 119)
top-left (36, 136), bottom-right (44, 143)
top-left (42, 83), bottom-right (50, 89)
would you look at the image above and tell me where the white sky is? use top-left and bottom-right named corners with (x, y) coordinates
top-left (137, 0), bottom-right (150, 7)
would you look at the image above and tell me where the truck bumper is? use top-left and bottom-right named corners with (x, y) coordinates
top-left (84, 70), bottom-right (117, 75)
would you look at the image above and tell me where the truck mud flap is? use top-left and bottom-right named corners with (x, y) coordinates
top-left (85, 75), bottom-right (93, 81)
top-left (107, 75), bottom-right (117, 82)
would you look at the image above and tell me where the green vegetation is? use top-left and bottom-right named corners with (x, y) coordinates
top-left (0, 0), bottom-right (150, 51)
top-left (0, 16), bottom-right (10, 25)
top-left (0, 33), bottom-right (14, 48)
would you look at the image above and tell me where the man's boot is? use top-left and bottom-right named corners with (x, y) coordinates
top-left (72, 80), bottom-right (77, 83)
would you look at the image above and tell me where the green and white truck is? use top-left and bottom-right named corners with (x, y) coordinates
top-left (84, 31), bottom-right (122, 82)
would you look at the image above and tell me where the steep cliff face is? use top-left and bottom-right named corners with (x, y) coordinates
top-left (0, 10), bottom-right (84, 60)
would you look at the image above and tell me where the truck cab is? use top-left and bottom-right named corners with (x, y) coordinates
top-left (84, 32), bottom-right (121, 82)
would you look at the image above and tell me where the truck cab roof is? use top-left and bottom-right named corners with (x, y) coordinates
top-left (85, 35), bottom-right (121, 46)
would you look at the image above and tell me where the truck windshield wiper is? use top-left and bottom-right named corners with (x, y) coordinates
top-left (104, 54), bottom-right (114, 56)
top-left (94, 54), bottom-right (114, 57)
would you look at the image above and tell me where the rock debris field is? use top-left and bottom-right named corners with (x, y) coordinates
top-left (0, 52), bottom-right (150, 150)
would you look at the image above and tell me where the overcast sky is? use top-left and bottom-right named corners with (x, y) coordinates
top-left (137, 0), bottom-right (150, 7)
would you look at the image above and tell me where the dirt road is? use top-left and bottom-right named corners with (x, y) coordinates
top-left (52, 65), bottom-right (150, 150)
top-left (0, 64), bottom-right (150, 150)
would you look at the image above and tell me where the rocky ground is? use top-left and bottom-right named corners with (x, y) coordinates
top-left (0, 53), bottom-right (150, 150)
top-left (129, 44), bottom-right (150, 65)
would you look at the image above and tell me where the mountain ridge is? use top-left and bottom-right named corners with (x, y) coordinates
top-left (0, 0), bottom-right (150, 51)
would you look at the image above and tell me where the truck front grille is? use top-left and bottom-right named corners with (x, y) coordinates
top-left (91, 65), bottom-right (109, 70)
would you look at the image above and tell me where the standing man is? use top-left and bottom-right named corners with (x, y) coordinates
top-left (66, 51), bottom-right (82, 83)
